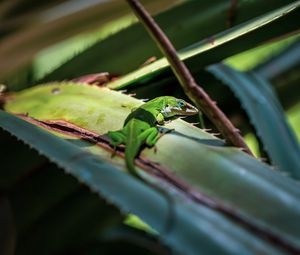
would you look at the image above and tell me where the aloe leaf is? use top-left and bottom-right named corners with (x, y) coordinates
top-left (207, 64), bottom-right (300, 179)
top-left (225, 34), bottom-right (300, 72)
top-left (288, 103), bottom-right (300, 141)
top-left (255, 39), bottom-right (300, 80)
top-left (3, 83), bottom-right (300, 252)
top-left (107, 2), bottom-right (300, 90)
top-left (40, 1), bottom-right (297, 84)
top-left (257, 40), bottom-right (300, 110)
top-left (99, 224), bottom-right (169, 254)
top-left (1, 110), bottom-right (289, 255)
top-left (0, 132), bottom-right (123, 255)
top-left (0, 0), bottom-right (179, 80)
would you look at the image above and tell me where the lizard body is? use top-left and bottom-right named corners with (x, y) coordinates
top-left (108, 96), bottom-right (198, 179)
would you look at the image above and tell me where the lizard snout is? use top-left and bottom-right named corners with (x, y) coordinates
top-left (184, 103), bottom-right (198, 115)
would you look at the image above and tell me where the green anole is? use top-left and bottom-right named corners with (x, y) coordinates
top-left (108, 96), bottom-right (198, 180)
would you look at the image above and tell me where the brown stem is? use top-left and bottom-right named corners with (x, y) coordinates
top-left (126, 0), bottom-right (253, 156)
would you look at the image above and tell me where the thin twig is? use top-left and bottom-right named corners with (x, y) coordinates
top-left (126, 0), bottom-right (253, 156)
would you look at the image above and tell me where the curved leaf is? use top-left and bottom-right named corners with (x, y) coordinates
top-left (225, 34), bottom-right (300, 72)
top-left (3, 83), bottom-right (300, 253)
top-left (40, 0), bottom-right (297, 84)
top-left (255, 39), bottom-right (300, 80)
top-left (0, 0), bottom-right (179, 79)
top-left (107, 1), bottom-right (300, 90)
top-left (0, 130), bottom-right (123, 255)
top-left (207, 64), bottom-right (300, 179)
top-left (0, 110), bottom-right (287, 255)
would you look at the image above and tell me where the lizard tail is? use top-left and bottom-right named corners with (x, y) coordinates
top-left (125, 139), bottom-right (175, 235)
top-left (125, 139), bottom-right (143, 179)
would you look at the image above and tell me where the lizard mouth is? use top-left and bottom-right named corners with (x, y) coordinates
top-left (166, 104), bottom-right (198, 116)
top-left (179, 103), bottom-right (198, 115)
top-left (161, 103), bottom-right (199, 117)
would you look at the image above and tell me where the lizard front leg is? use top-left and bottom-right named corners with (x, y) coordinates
top-left (156, 113), bottom-right (165, 125)
top-left (138, 127), bottom-right (160, 147)
top-left (138, 127), bottom-right (160, 153)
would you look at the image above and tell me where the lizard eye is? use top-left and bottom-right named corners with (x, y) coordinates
top-left (178, 101), bottom-right (185, 108)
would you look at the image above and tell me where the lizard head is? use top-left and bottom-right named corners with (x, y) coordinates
top-left (161, 96), bottom-right (198, 118)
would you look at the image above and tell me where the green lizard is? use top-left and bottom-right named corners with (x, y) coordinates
top-left (107, 96), bottom-right (198, 180)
